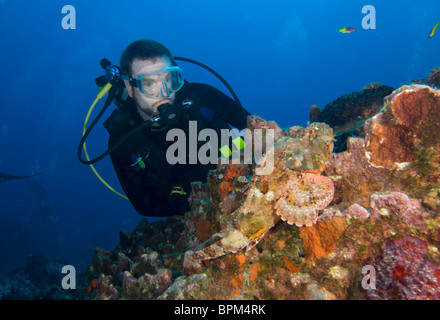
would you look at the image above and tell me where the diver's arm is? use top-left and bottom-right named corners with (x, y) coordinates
top-left (108, 138), bottom-right (189, 217)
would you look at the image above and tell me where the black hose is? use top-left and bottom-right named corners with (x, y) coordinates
top-left (77, 86), bottom-right (116, 164)
top-left (77, 86), bottom-right (158, 165)
top-left (77, 88), bottom-right (158, 165)
top-left (174, 56), bottom-right (243, 109)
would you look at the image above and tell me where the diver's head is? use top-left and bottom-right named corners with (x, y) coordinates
top-left (120, 40), bottom-right (183, 120)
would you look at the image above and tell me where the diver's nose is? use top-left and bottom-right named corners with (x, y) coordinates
top-left (159, 80), bottom-right (171, 97)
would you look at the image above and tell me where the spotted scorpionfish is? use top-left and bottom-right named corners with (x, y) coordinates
top-left (184, 121), bottom-right (335, 267)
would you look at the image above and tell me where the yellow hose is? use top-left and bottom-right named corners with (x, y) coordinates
top-left (82, 83), bottom-right (128, 200)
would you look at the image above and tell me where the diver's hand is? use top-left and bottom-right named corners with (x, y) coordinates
top-left (169, 187), bottom-right (190, 214)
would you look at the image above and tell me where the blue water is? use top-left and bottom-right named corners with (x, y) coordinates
top-left (0, 0), bottom-right (439, 281)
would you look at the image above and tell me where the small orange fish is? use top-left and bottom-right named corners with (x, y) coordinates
top-left (339, 27), bottom-right (356, 34)
top-left (429, 21), bottom-right (440, 38)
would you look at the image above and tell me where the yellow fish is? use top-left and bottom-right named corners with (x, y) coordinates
top-left (339, 27), bottom-right (356, 34)
top-left (429, 21), bottom-right (440, 38)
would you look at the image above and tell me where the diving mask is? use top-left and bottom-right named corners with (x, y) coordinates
top-left (126, 66), bottom-right (184, 98)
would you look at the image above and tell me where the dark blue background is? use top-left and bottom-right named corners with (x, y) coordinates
top-left (0, 0), bottom-right (439, 280)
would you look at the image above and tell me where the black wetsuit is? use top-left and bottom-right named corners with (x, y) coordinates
top-left (104, 82), bottom-right (250, 217)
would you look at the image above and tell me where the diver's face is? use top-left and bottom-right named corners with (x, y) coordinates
top-left (125, 56), bottom-right (176, 120)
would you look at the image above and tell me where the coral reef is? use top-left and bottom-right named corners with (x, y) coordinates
top-left (84, 82), bottom-right (440, 300)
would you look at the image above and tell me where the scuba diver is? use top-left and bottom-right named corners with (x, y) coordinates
top-left (82, 39), bottom-right (250, 217)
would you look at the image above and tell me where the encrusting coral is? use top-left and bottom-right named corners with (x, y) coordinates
top-left (366, 236), bottom-right (440, 300)
top-left (84, 75), bottom-right (440, 300)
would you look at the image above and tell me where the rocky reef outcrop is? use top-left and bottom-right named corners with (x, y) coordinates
top-left (312, 84), bottom-right (394, 153)
top-left (412, 67), bottom-right (440, 88)
top-left (84, 81), bottom-right (440, 300)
